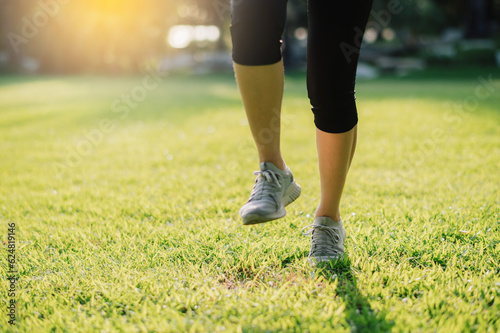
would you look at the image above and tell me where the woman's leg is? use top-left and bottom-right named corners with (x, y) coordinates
top-left (233, 61), bottom-right (285, 170)
top-left (307, 0), bottom-right (373, 221)
top-left (231, 0), bottom-right (288, 169)
top-left (315, 126), bottom-right (357, 221)
top-left (301, 0), bottom-right (373, 263)
top-left (231, 0), bottom-right (301, 225)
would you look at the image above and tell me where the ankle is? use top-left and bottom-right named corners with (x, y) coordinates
top-left (315, 210), bottom-right (341, 222)
top-left (260, 157), bottom-right (285, 170)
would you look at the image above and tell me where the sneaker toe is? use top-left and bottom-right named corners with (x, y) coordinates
top-left (240, 202), bottom-right (277, 218)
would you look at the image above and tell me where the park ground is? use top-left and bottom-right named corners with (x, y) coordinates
top-left (0, 68), bottom-right (499, 332)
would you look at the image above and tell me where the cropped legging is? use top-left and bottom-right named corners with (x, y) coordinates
top-left (230, 0), bottom-right (374, 133)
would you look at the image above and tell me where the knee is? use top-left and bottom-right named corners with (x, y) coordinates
top-left (230, 0), bottom-right (287, 66)
top-left (312, 101), bottom-right (358, 134)
top-left (309, 82), bottom-right (359, 133)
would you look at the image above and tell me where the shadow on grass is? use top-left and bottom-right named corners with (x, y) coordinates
top-left (314, 255), bottom-right (394, 333)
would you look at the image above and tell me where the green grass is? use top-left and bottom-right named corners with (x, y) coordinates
top-left (0, 69), bottom-right (499, 332)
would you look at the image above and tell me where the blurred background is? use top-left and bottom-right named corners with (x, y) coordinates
top-left (1, 0), bottom-right (500, 76)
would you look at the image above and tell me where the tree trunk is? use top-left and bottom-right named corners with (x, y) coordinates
top-left (465, 0), bottom-right (491, 39)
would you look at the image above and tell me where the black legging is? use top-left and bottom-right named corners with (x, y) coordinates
top-left (230, 0), bottom-right (374, 133)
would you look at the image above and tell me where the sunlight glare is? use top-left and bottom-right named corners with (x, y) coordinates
top-left (168, 25), bottom-right (220, 49)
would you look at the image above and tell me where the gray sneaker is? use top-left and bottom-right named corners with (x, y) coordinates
top-left (301, 216), bottom-right (346, 264)
top-left (240, 162), bottom-right (301, 225)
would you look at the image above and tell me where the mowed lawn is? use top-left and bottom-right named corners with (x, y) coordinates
top-left (0, 69), bottom-right (499, 333)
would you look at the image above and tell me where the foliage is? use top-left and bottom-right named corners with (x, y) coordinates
top-left (0, 0), bottom-right (499, 73)
top-left (1, 0), bottom-right (174, 73)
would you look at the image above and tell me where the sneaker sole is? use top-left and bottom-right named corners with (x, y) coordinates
top-left (242, 181), bottom-right (301, 225)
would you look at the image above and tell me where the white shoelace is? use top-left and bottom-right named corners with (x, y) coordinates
top-left (301, 224), bottom-right (341, 256)
top-left (248, 169), bottom-right (282, 201)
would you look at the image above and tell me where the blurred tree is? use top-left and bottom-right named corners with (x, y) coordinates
top-left (1, 0), bottom-right (499, 74)
top-left (465, 0), bottom-right (494, 38)
top-left (190, 0), bottom-right (228, 50)
top-left (370, 0), bottom-right (449, 51)
top-left (370, 0), bottom-right (499, 50)
top-left (0, 0), bottom-right (35, 72)
top-left (283, 0), bottom-right (307, 69)
top-left (1, 0), bottom-right (174, 73)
